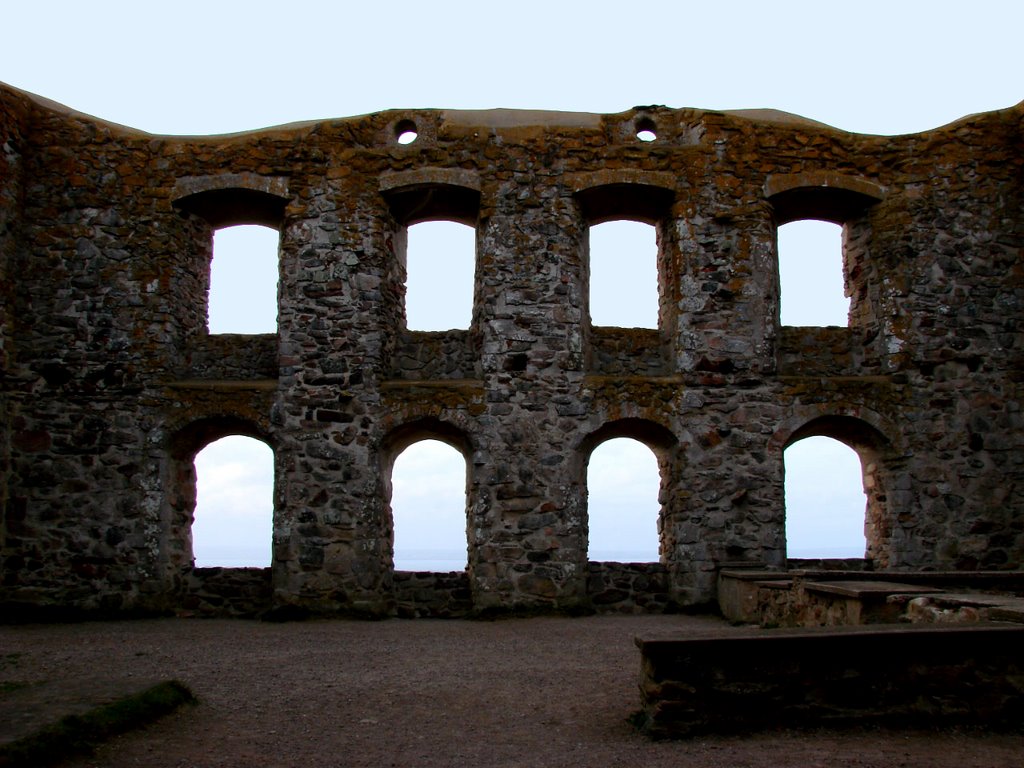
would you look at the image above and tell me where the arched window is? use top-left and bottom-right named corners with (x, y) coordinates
top-left (390, 439), bottom-right (468, 571)
top-left (192, 435), bottom-right (274, 567)
top-left (405, 221), bottom-right (475, 331)
top-left (208, 224), bottom-right (279, 334)
top-left (381, 173), bottom-right (481, 335)
top-left (784, 435), bottom-right (866, 558)
top-left (589, 220), bottom-right (658, 328)
top-left (587, 437), bottom-right (661, 562)
top-left (777, 220), bottom-right (847, 326)
top-left (767, 171), bottom-right (884, 330)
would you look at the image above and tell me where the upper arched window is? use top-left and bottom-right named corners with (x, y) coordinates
top-left (405, 221), bottom-right (475, 331)
top-left (586, 437), bottom-right (661, 562)
top-left (766, 172), bottom-right (884, 329)
top-left (381, 174), bottom-right (481, 333)
top-left (209, 224), bottom-right (280, 334)
top-left (172, 177), bottom-right (288, 337)
top-left (588, 220), bottom-right (658, 329)
top-left (575, 180), bottom-right (674, 333)
top-left (777, 220), bottom-right (847, 327)
top-left (193, 434), bottom-right (274, 567)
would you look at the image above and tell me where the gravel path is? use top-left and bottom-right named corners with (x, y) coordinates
top-left (1, 614), bottom-right (1021, 767)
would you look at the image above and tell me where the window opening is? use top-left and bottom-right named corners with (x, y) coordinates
top-left (391, 439), bottom-right (467, 571)
top-left (587, 437), bottom-right (660, 562)
top-left (395, 120), bottom-right (418, 144)
top-left (209, 224), bottom-right (279, 334)
top-left (784, 436), bottom-right (866, 558)
top-left (635, 117), bottom-right (657, 142)
top-left (777, 220), bottom-right (847, 326)
top-left (405, 221), bottom-right (474, 331)
top-left (193, 435), bottom-right (274, 567)
top-left (589, 220), bottom-right (658, 328)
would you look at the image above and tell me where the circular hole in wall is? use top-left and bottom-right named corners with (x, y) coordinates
top-left (635, 117), bottom-right (657, 142)
top-left (395, 120), bottom-right (418, 145)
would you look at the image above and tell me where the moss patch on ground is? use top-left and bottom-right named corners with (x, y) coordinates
top-left (0, 679), bottom-right (196, 767)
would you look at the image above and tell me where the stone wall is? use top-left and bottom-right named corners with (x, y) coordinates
top-left (0, 83), bottom-right (1021, 618)
top-left (587, 562), bottom-right (672, 614)
top-left (392, 571), bottom-right (473, 619)
top-left (636, 625), bottom-right (1024, 738)
top-left (183, 567), bottom-right (272, 619)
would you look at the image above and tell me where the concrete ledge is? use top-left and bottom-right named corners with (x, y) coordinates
top-left (635, 624), bottom-right (1024, 739)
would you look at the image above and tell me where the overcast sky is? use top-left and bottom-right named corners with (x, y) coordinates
top-left (3, 1), bottom-right (1019, 568)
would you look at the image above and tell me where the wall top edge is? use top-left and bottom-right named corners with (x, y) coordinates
top-left (2, 81), bottom-right (1020, 143)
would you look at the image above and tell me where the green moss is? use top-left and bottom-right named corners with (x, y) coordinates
top-left (0, 680), bottom-right (196, 768)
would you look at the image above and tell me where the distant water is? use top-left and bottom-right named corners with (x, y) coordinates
top-left (787, 545), bottom-right (864, 559)
top-left (394, 549), bottom-right (467, 572)
top-left (195, 556), bottom-right (270, 568)
top-left (394, 559), bottom-right (467, 572)
top-left (197, 548), bottom-right (863, 570)
top-left (198, 550), bottom-right (670, 570)
top-left (588, 550), bottom-right (658, 563)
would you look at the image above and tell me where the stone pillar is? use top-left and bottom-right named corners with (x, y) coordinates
top-left (470, 177), bottom-right (590, 612)
top-left (272, 180), bottom-right (395, 615)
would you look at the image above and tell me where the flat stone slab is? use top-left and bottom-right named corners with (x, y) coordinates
top-left (635, 623), bottom-right (1024, 739)
top-left (803, 580), bottom-right (941, 599)
top-left (912, 593), bottom-right (1024, 624)
top-left (924, 592), bottom-right (1024, 609)
top-left (756, 579), bottom-right (795, 590)
top-left (718, 569), bottom-right (787, 581)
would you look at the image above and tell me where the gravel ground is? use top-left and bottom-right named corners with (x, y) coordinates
top-left (1, 614), bottom-right (1022, 767)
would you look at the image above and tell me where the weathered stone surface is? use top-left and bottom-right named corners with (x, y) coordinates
top-left (392, 570), bottom-right (473, 618)
top-left (184, 567), bottom-right (272, 618)
top-left (636, 625), bottom-right (1024, 738)
top-left (0, 83), bottom-right (1021, 618)
top-left (718, 569), bottom-right (1024, 628)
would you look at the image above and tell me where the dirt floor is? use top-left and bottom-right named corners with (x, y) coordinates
top-left (1, 613), bottom-right (1022, 767)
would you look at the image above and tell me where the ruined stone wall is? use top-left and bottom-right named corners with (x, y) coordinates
top-left (0, 88), bottom-right (28, 569)
top-left (0, 83), bottom-right (1020, 618)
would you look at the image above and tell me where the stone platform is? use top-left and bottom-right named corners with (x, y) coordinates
top-left (635, 623), bottom-right (1024, 738)
top-left (718, 568), bottom-right (1024, 627)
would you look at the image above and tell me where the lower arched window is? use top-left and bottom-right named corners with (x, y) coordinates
top-left (192, 435), bottom-right (274, 567)
top-left (390, 439), bottom-right (468, 571)
top-left (784, 436), bottom-right (866, 558)
top-left (586, 437), bottom-right (660, 562)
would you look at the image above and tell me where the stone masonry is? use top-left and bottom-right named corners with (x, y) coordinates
top-left (0, 83), bottom-right (1021, 617)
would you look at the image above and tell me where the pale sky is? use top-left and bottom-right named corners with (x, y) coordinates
top-left (3, 1), bottom-right (1019, 568)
